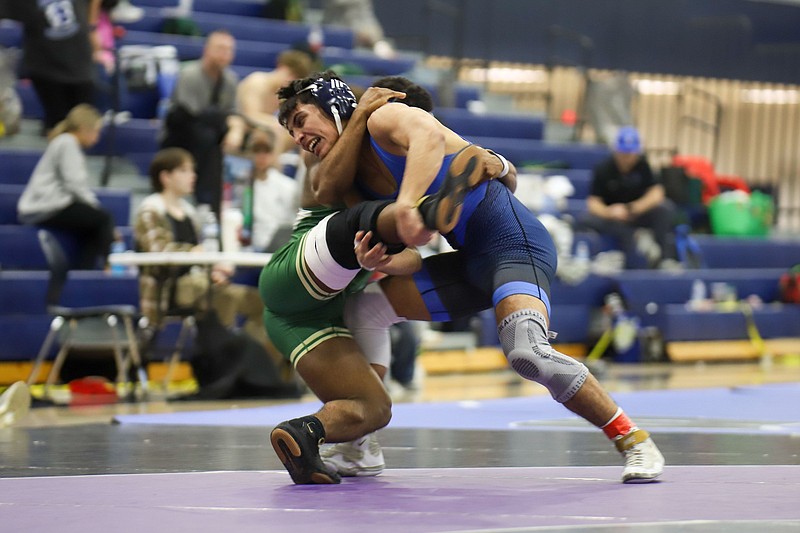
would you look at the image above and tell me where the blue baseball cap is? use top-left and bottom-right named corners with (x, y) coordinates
top-left (614, 126), bottom-right (641, 154)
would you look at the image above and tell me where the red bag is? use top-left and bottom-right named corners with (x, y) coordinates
top-left (779, 265), bottom-right (800, 303)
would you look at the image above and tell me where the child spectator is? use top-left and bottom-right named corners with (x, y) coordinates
top-left (240, 130), bottom-right (299, 252)
top-left (17, 103), bottom-right (115, 270)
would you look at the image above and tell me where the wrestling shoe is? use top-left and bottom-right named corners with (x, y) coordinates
top-left (320, 432), bottom-right (385, 477)
top-left (270, 416), bottom-right (341, 484)
top-left (615, 428), bottom-right (665, 483)
top-left (417, 144), bottom-right (484, 234)
top-left (0, 381), bottom-right (31, 428)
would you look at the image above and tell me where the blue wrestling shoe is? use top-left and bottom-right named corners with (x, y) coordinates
top-left (418, 144), bottom-right (484, 234)
top-left (270, 416), bottom-right (342, 485)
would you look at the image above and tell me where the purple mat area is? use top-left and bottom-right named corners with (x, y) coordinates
top-left (1, 467), bottom-right (798, 532)
top-left (114, 384), bottom-right (800, 434)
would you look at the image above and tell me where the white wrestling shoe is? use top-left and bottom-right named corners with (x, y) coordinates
top-left (320, 433), bottom-right (385, 477)
top-left (0, 381), bottom-right (32, 428)
top-left (616, 429), bottom-right (665, 483)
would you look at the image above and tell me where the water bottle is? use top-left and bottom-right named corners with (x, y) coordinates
top-left (575, 240), bottom-right (590, 265)
top-left (110, 238), bottom-right (127, 277)
top-left (239, 185), bottom-right (253, 248)
top-left (688, 279), bottom-right (707, 310)
top-left (307, 23), bottom-right (324, 54)
top-left (198, 204), bottom-right (220, 252)
top-left (691, 279), bottom-right (707, 303)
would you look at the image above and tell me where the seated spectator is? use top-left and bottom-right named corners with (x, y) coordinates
top-left (17, 103), bottom-right (115, 270)
top-left (578, 126), bottom-right (679, 270)
top-left (225, 49), bottom-right (315, 156)
top-left (134, 148), bottom-right (277, 359)
top-left (240, 131), bottom-right (299, 252)
top-left (160, 29), bottom-right (239, 220)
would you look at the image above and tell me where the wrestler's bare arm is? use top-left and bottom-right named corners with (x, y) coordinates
top-left (311, 87), bottom-right (405, 206)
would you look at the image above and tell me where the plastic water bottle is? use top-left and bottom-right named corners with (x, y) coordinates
top-left (691, 279), bottom-right (707, 303)
top-left (688, 279), bottom-right (707, 310)
top-left (307, 24), bottom-right (324, 54)
top-left (575, 240), bottom-right (590, 265)
top-left (110, 238), bottom-right (127, 277)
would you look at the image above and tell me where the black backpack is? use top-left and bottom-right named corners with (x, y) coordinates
top-left (182, 310), bottom-right (303, 400)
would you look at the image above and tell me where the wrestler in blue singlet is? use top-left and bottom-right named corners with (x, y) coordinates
top-left (362, 138), bottom-right (559, 323)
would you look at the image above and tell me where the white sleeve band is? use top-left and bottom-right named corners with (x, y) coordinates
top-left (489, 150), bottom-right (510, 178)
top-left (492, 152), bottom-right (510, 178)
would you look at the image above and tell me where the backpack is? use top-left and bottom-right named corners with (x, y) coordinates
top-left (779, 265), bottom-right (800, 304)
top-left (182, 309), bottom-right (303, 400)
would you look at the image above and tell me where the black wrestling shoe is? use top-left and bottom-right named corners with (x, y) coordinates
top-left (417, 144), bottom-right (484, 234)
top-left (270, 416), bottom-right (342, 485)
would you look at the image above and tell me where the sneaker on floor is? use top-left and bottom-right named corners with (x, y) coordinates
top-left (0, 381), bottom-right (32, 428)
top-left (321, 433), bottom-right (385, 477)
top-left (616, 429), bottom-right (665, 483)
top-left (418, 144), bottom-right (484, 234)
top-left (111, 1), bottom-right (145, 23)
top-left (270, 417), bottom-right (341, 484)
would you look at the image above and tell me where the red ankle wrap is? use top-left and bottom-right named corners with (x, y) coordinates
top-left (602, 408), bottom-right (636, 440)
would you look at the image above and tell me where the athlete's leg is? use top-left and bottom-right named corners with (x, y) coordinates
top-left (269, 334), bottom-right (391, 485)
top-left (263, 225), bottom-right (391, 485)
top-left (296, 337), bottom-right (391, 441)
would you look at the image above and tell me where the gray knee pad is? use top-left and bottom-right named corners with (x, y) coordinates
top-left (497, 309), bottom-right (588, 403)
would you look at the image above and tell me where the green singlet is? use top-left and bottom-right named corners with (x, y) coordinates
top-left (258, 206), bottom-right (372, 367)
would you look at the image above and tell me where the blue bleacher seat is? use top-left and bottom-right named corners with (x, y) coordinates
top-left (123, 9), bottom-right (355, 49)
top-left (89, 119), bottom-right (161, 157)
top-left (434, 108), bottom-right (545, 141)
top-left (119, 30), bottom-right (415, 75)
top-left (1, 150), bottom-right (44, 185)
top-left (119, 30), bottom-right (286, 68)
top-left (656, 304), bottom-right (800, 342)
top-left (0, 316), bottom-right (53, 361)
top-left (15, 80), bottom-right (45, 120)
top-left (465, 136), bottom-right (610, 170)
top-left (0, 185), bottom-right (131, 226)
top-left (0, 19), bottom-right (21, 48)
top-left (0, 225), bottom-right (134, 270)
top-left (612, 268), bottom-right (798, 341)
top-left (125, 152), bottom-right (156, 176)
top-left (134, 0), bottom-right (264, 18)
top-left (321, 47), bottom-right (416, 76)
top-left (0, 271), bottom-right (139, 315)
top-left (341, 75), bottom-right (481, 110)
top-left (0, 271), bottom-right (140, 361)
top-left (692, 235), bottom-right (800, 269)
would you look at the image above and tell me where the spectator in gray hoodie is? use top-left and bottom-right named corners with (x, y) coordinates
top-left (17, 103), bottom-right (115, 270)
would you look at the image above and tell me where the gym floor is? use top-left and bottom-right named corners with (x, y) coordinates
top-left (2, 360), bottom-right (799, 531)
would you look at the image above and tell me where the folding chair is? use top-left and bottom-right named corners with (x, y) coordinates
top-left (26, 229), bottom-right (148, 399)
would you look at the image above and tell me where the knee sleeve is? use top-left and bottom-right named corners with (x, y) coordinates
top-left (497, 309), bottom-right (588, 403)
top-left (343, 282), bottom-right (405, 368)
top-left (325, 200), bottom-right (405, 269)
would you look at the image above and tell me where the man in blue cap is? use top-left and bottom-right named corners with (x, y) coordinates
top-left (580, 126), bottom-right (678, 269)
